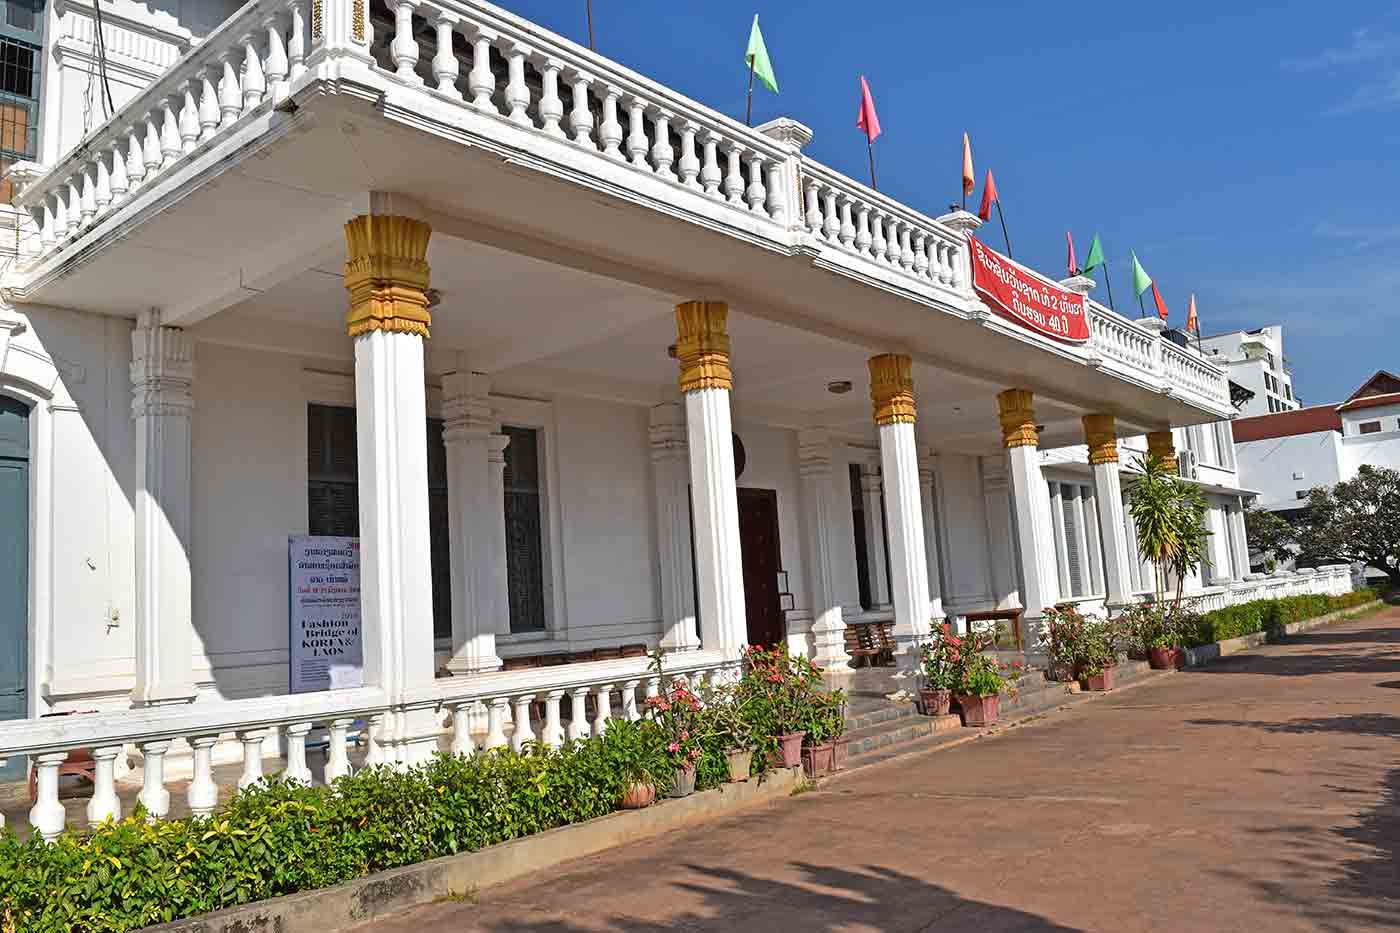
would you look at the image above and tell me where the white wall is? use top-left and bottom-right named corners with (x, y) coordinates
top-left (1236, 431), bottom-right (1344, 511)
top-left (935, 452), bottom-right (997, 613)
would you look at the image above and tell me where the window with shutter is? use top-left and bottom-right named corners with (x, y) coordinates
top-left (502, 425), bottom-right (547, 633)
top-left (849, 463), bottom-right (872, 610)
top-left (1060, 488), bottom-right (1084, 597)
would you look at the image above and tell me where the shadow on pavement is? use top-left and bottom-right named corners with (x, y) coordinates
top-left (1185, 713), bottom-right (1400, 738)
top-left (462, 861), bottom-right (1080, 932)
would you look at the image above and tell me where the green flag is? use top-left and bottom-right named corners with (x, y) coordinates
top-left (1082, 233), bottom-right (1106, 274)
top-left (1130, 251), bottom-right (1152, 297)
top-left (745, 15), bottom-right (779, 94)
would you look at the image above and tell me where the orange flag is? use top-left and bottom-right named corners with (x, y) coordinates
top-left (962, 132), bottom-right (974, 198)
top-left (1151, 281), bottom-right (1169, 321)
top-left (977, 169), bottom-right (999, 221)
top-left (1186, 294), bottom-right (1199, 333)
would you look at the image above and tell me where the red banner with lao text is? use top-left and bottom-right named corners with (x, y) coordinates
top-left (968, 235), bottom-right (1090, 343)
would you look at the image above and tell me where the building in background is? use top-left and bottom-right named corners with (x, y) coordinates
top-left (1234, 371), bottom-right (1400, 516)
top-left (1199, 325), bottom-right (1299, 416)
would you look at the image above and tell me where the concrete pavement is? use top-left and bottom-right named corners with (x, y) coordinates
top-left (365, 604), bottom-right (1400, 932)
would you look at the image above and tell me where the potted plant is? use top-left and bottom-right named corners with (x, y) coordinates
top-left (950, 628), bottom-right (1017, 727)
top-left (1039, 605), bottom-right (1089, 682)
top-left (736, 643), bottom-right (823, 769)
top-left (643, 683), bottom-right (705, 797)
top-left (1077, 617), bottom-right (1119, 691)
top-left (799, 689), bottom-right (847, 777)
top-left (598, 718), bottom-right (671, 809)
top-left (918, 625), bottom-right (960, 715)
top-left (701, 680), bottom-right (756, 782)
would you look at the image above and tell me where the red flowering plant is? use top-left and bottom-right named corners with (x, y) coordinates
top-left (919, 624), bottom-right (962, 691)
top-left (643, 683), bottom-right (705, 773)
top-left (735, 643), bottom-right (826, 767)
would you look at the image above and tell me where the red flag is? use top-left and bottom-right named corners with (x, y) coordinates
top-left (1151, 281), bottom-right (1169, 321)
top-left (977, 169), bottom-right (999, 221)
top-left (1066, 231), bottom-right (1078, 276)
top-left (856, 76), bottom-right (881, 143)
top-left (1186, 294), bottom-right (1199, 333)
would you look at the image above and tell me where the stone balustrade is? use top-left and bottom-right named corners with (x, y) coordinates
top-left (0, 650), bottom-right (730, 841)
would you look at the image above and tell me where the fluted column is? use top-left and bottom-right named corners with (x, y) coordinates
top-left (344, 210), bottom-right (439, 766)
top-left (674, 301), bottom-right (747, 659)
top-left (650, 401), bottom-right (699, 652)
top-left (999, 389), bottom-right (1060, 630)
top-left (1147, 430), bottom-right (1178, 473)
top-left (798, 430), bottom-right (850, 668)
top-left (1083, 414), bottom-right (1134, 609)
top-left (859, 465), bottom-right (891, 608)
top-left (869, 355), bottom-right (931, 655)
top-left (917, 451), bottom-right (945, 622)
top-left (130, 312), bottom-right (197, 706)
top-left (1229, 500), bottom-right (1251, 579)
top-left (443, 372), bottom-right (507, 674)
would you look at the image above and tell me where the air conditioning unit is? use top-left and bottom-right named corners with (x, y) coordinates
top-left (1178, 449), bottom-right (1200, 481)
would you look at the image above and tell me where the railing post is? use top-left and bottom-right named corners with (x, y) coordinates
top-left (306, 0), bottom-right (375, 71)
top-left (755, 117), bottom-right (811, 233)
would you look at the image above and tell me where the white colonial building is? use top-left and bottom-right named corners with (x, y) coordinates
top-left (1200, 325), bottom-right (1299, 416)
top-left (0, 0), bottom-right (1350, 838)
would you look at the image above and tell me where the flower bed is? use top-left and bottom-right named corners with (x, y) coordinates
top-left (1184, 588), bottom-right (1380, 647)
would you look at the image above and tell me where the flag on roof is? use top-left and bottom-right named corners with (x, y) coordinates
top-left (744, 15), bottom-right (779, 94)
top-left (857, 76), bottom-right (881, 143)
top-left (1066, 232), bottom-right (1078, 276)
top-left (961, 132), bottom-right (974, 197)
top-left (1082, 233), bottom-right (1105, 274)
top-left (977, 169), bottom-right (999, 221)
top-left (1151, 281), bottom-right (1169, 321)
top-left (1186, 294), bottom-right (1199, 333)
top-left (1130, 251), bottom-right (1152, 297)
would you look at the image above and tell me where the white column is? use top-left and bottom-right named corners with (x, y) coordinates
top-left (917, 452), bottom-right (946, 622)
top-left (869, 355), bottom-right (931, 655)
top-left (798, 430), bottom-right (850, 668)
top-left (860, 465), bottom-right (892, 608)
top-left (130, 311), bottom-right (197, 706)
top-left (346, 211), bottom-right (439, 766)
top-left (650, 401), bottom-right (699, 652)
top-left (443, 372), bottom-right (507, 674)
top-left (1083, 415), bottom-right (1135, 608)
top-left (1230, 501), bottom-right (1251, 578)
top-left (675, 301), bottom-right (747, 658)
top-left (999, 390), bottom-right (1061, 630)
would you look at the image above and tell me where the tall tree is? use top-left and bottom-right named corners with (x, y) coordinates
top-left (1245, 505), bottom-right (1297, 571)
top-left (1126, 453), bottom-right (1211, 607)
top-left (1296, 465), bottom-right (1400, 587)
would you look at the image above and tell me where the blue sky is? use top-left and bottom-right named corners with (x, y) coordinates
top-left (497, 0), bottom-right (1398, 406)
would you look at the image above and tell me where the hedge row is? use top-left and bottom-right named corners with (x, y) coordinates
top-left (1186, 587), bottom-right (1381, 647)
top-left (0, 722), bottom-right (730, 933)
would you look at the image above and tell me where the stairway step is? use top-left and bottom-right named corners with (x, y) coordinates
top-left (843, 702), bottom-right (917, 733)
top-left (841, 712), bottom-right (962, 761)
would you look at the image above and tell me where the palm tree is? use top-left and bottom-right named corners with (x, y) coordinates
top-left (1126, 453), bottom-right (1211, 609)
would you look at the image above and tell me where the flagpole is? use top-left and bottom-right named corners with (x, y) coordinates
top-left (867, 142), bottom-right (878, 190)
top-left (995, 201), bottom-right (1012, 258)
top-left (745, 57), bottom-right (756, 127)
top-left (1103, 265), bottom-right (1116, 311)
top-left (586, 0), bottom-right (595, 50)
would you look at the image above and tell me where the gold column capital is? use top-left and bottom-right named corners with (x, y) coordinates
top-left (344, 214), bottom-right (433, 339)
top-left (1082, 413), bottom-right (1119, 465)
top-left (997, 388), bottom-right (1038, 449)
top-left (868, 354), bottom-right (916, 426)
top-left (674, 300), bottom-right (732, 392)
top-left (1146, 430), bottom-right (1178, 470)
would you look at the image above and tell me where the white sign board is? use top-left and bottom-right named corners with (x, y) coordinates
top-left (288, 536), bottom-right (363, 693)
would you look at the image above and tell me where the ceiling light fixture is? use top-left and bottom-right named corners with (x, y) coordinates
top-left (827, 380), bottom-right (853, 394)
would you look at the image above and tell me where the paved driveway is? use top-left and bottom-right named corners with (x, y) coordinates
top-left (367, 605), bottom-right (1400, 932)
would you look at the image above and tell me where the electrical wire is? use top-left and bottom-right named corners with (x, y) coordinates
top-left (89, 0), bottom-right (115, 119)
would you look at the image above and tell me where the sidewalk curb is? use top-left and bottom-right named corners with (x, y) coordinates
top-left (1183, 599), bottom-right (1383, 667)
top-left (142, 767), bottom-right (802, 933)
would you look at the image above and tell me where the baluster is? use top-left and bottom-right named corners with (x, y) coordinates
top-left (766, 160), bottom-right (785, 223)
top-left (240, 33), bottom-right (266, 109)
top-left (39, 196), bottom-right (54, 246)
top-left (87, 745), bottom-right (123, 826)
top-left (567, 71), bottom-right (593, 146)
top-left (676, 120), bottom-right (700, 188)
top-left (621, 680), bottom-right (641, 721)
top-left (592, 683), bottom-right (615, 736)
top-left (804, 179), bottom-right (821, 234)
top-left (198, 69), bottom-right (220, 141)
top-left (936, 241), bottom-right (952, 284)
top-left (625, 97), bottom-right (648, 168)
top-left (187, 735), bottom-right (220, 817)
top-left (542, 690), bottom-right (566, 748)
top-left (822, 187), bottom-right (840, 241)
top-left (644, 676), bottom-right (661, 705)
top-left (567, 687), bottom-right (590, 742)
top-left (178, 83), bottom-right (199, 153)
top-left (51, 186), bottom-right (67, 239)
top-left (913, 232), bottom-right (929, 277)
top-left (236, 729), bottom-right (266, 789)
top-left (363, 714), bottom-right (388, 768)
top-left (467, 29), bottom-right (497, 111)
top-left (872, 212), bottom-right (888, 262)
top-left (899, 223), bottom-right (915, 271)
top-left (78, 166), bottom-right (96, 226)
top-left (484, 697), bottom-right (509, 749)
top-left (389, 0), bottom-right (420, 83)
top-left (855, 206), bottom-right (872, 255)
top-left (699, 130), bottom-right (721, 197)
top-left (219, 54), bottom-right (242, 127)
top-left (504, 41), bottom-right (531, 126)
top-left (264, 13), bottom-right (289, 101)
top-left (723, 144), bottom-right (744, 204)
top-left (510, 695), bottom-right (536, 752)
top-left (530, 56), bottom-right (563, 136)
top-left (598, 85), bottom-right (623, 157)
top-left (744, 152), bottom-right (767, 214)
top-left (949, 241), bottom-right (965, 289)
top-left (30, 752), bottom-right (67, 840)
top-left (64, 177), bottom-right (81, 236)
top-left (138, 739), bottom-right (171, 820)
top-left (430, 13), bottom-right (459, 96)
top-left (449, 702), bottom-right (477, 757)
top-left (838, 195), bottom-right (856, 247)
top-left (284, 722), bottom-right (312, 785)
top-left (649, 108), bottom-right (676, 179)
top-left (326, 718), bottom-right (354, 780)
top-left (287, 0), bottom-right (307, 81)
top-left (160, 101), bottom-right (182, 168)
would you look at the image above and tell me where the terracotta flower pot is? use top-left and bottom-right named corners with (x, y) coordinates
top-left (775, 731), bottom-right (806, 768)
top-left (621, 781), bottom-right (656, 809)
top-left (1084, 668), bottom-right (1115, 692)
top-left (919, 687), bottom-right (952, 716)
top-left (1149, 647), bottom-right (1184, 670)
top-left (956, 694), bottom-right (1000, 727)
top-left (801, 742), bottom-right (835, 778)
top-left (831, 738), bottom-right (848, 772)
top-left (667, 766), bottom-right (697, 799)
top-left (724, 748), bottom-right (754, 782)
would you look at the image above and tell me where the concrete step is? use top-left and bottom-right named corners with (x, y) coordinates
top-left (843, 701), bottom-right (917, 734)
top-left (841, 710), bottom-right (962, 763)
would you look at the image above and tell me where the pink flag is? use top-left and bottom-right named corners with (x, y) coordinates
top-left (1066, 231), bottom-right (1078, 276)
top-left (856, 75), bottom-right (881, 143)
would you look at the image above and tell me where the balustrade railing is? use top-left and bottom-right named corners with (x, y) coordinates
top-left (0, 649), bottom-right (730, 841)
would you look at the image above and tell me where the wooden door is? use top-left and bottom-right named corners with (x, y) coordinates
top-left (0, 397), bottom-right (28, 781)
top-left (737, 487), bottom-right (784, 648)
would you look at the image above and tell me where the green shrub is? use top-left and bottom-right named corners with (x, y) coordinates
top-left (1185, 588), bottom-right (1380, 648)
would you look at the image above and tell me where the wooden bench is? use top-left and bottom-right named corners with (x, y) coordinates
top-left (962, 609), bottom-right (1024, 651)
top-left (844, 622), bottom-right (896, 667)
top-left (500, 643), bottom-right (649, 671)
